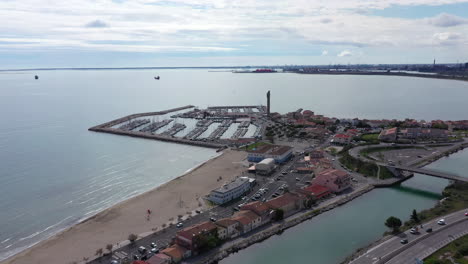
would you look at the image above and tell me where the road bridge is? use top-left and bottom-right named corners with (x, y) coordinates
top-left (388, 165), bottom-right (468, 183)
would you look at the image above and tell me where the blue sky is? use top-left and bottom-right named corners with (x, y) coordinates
top-left (1, 0), bottom-right (468, 69)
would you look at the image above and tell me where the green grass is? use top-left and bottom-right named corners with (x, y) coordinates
top-left (424, 233), bottom-right (468, 264)
top-left (339, 152), bottom-right (394, 179)
top-left (401, 182), bottom-right (468, 231)
top-left (244, 141), bottom-right (270, 151)
top-left (360, 133), bottom-right (380, 143)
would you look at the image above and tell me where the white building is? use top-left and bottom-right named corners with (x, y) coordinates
top-left (247, 144), bottom-right (293, 163)
top-left (208, 177), bottom-right (252, 205)
top-left (255, 158), bottom-right (275, 175)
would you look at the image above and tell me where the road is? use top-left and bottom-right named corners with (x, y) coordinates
top-left (349, 208), bottom-right (468, 264)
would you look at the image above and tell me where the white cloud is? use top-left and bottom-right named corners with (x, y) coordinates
top-left (322, 50), bottom-right (329, 55)
top-left (337, 50), bottom-right (352, 57)
top-left (0, 0), bottom-right (467, 57)
top-left (427, 13), bottom-right (468, 27)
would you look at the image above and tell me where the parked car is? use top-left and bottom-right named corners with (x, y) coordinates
top-left (465, 212), bottom-right (468, 216)
top-left (437, 219), bottom-right (446, 225)
top-left (400, 239), bottom-right (408, 244)
top-left (133, 254), bottom-right (140, 260)
top-left (295, 177), bottom-right (300, 181)
top-left (176, 222), bottom-right (183, 228)
top-left (138, 246), bottom-right (147, 254)
top-left (150, 242), bottom-right (157, 248)
top-left (210, 217), bottom-right (217, 222)
top-left (151, 247), bottom-right (159, 253)
top-left (426, 228), bottom-right (433, 233)
top-left (110, 261), bottom-right (119, 264)
top-left (410, 228), bottom-right (418, 234)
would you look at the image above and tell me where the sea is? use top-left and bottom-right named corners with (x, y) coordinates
top-left (1, 69), bottom-right (468, 262)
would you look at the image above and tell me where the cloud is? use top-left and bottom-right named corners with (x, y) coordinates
top-left (337, 50), bottom-right (352, 57)
top-left (85, 20), bottom-right (109, 28)
top-left (427, 13), bottom-right (468, 27)
top-left (321, 50), bottom-right (328, 55)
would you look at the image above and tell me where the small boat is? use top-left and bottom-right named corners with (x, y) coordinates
top-left (154, 76), bottom-right (160, 80)
top-left (35, 75), bottom-right (39, 80)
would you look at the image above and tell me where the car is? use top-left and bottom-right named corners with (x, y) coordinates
top-left (437, 219), bottom-right (446, 225)
top-left (176, 222), bottom-right (183, 228)
top-left (465, 212), bottom-right (468, 216)
top-left (276, 177), bottom-right (281, 181)
top-left (233, 207), bottom-right (240, 211)
top-left (110, 261), bottom-right (119, 264)
top-left (262, 198), bottom-right (267, 202)
top-left (133, 254), bottom-right (140, 260)
top-left (295, 177), bottom-right (300, 181)
top-left (279, 186), bottom-right (284, 191)
top-left (272, 193), bottom-right (278, 198)
top-left (400, 239), bottom-right (408, 244)
top-left (150, 242), bottom-right (157, 248)
top-left (251, 196), bottom-right (258, 201)
top-left (426, 228), bottom-right (433, 233)
top-left (138, 246), bottom-right (147, 254)
top-left (210, 217), bottom-right (217, 222)
top-left (410, 228), bottom-right (418, 234)
top-left (282, 172), bottom-right (288, 175)
top-left (195, 210), bottom-right (202, 214)
top-left (151, 247), bottom-right (159, 253)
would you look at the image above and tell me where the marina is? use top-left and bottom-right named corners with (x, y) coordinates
top-left (89, 105), bottom-right (268, 149)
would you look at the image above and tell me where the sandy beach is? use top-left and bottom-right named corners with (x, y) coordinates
top-left (2, 149), bottom-right (248, 264)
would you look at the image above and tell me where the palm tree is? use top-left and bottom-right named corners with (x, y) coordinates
top-left (95, 248), bottom-right (103, 257)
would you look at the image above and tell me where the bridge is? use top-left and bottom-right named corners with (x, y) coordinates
top-left (388, 165), bottom-right (468, 183)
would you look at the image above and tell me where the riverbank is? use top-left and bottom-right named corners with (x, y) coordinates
top-left (296, 71), bottom-right (468, 82)
top-left (1, 150), bottom-right (248, 264)
top-left (195, 185), bottom-right (375, 264)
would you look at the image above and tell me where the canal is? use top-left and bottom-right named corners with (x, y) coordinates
top-left (220, 149), bottom-right (468, 264)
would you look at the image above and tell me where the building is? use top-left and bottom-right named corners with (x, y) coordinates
top-left (265, 192), bottom-right (305, 217)
top-left (215, 218), bottom-right (240, 240)
top-left (175, 221), bottom-right (218, 253)
top-left (312, 169), bottom-right (351, 193)
top-left (331, 134), bottom-right (351, 145)
top-left (379, 127), bottom-right (397, 142)
top-left (240, 201), bottom-right (274, 224)
top-left (308, 150), bottom-right (324, 159)
top-left (207, 177), bottom-right (252, 205)
top-left (399, 128), bottom-right (448, 141)
top-left (255, 158), bottom-right (275, 175)
top-left (300, 185), bottom-right (332, 200)
top-left (147, 253), bottom-right (172, 264)
top-left (231, 210), bottom-right (262, 234)
top-left (247, 144), bottom-right (293, 163)
top-left (160, 245), bottom-right (190, 263)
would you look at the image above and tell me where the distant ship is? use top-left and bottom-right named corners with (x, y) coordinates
top-left (35, 75), bottom-right (39, 80)
top-left (154, 76), bottom-right (160, 80)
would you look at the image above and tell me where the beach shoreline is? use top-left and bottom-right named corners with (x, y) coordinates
top-left (1, 149), bottom-right (247, 264)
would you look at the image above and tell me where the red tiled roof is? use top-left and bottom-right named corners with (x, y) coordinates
top-left (303, 185), bottom-right (331, 196)
top-left (161, 245), bottom-right (187, 261)
top-left (176, 221), bottom-right (217, 241)
top-left (215, 218), bottom-right (238, 228)
top-left (334, 134), bottom-right (351, 139)
top-left (232, 210), bottom-right (260, 225)
top-left (266, 192), bottom-right (301, 209)
top-left (240, 201), bottom-right (271, 215)
top-left (317, 169), bottom-right (349, 181)
top-left (147, 254), bottom-right (171, 264)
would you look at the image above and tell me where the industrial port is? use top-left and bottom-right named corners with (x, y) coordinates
top-left (89, 104), bottom-right (269, 149)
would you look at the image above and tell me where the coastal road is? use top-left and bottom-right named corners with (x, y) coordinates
top-left (349, 208), bottom-right (468, 264)
top-left (387, 220), bottom-right (468, 264)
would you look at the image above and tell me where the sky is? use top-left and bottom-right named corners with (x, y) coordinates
top-left (1, 0), bottom-right (468, 68)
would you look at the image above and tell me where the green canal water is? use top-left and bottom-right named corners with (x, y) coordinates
top-left (221, 150), bottom-right (468, 264)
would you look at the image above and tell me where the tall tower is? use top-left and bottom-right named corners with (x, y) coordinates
top-left (266, 90), bottom-right (271, 116)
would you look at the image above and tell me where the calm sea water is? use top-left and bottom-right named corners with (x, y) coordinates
top-left (1, 69), bottom-right (468, 261)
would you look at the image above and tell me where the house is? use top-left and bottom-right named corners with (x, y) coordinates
top-left (308, 150), bottom-right (324, 159)
top-left (231, 210), bottom-right (262, 234)
top-left (175, 221), bottom-right (217, 253)
top-left (331, 134), bottom-right (351, 145)
top-left (399, 128), bottom-right (448, 141)
top-left (240, 201), bottom-right (273, 224)
top-left (160, 245), bottom-right (190, 263)
top-left (378, 127), bottom-right (397, 142)
top-left (265, 192), bottom-right (305, 217)
top-left (255, 158), bottom-right (275, 175)
top-left (300, 185), bottom-right (332, 200)
top-left (147, 253), bottom-right (172, 264)
top-left (208, 177), bottom-right (252, 205)
top-left (247, 144), bottom-right (293, 163)
top-left (215, 218), bottom-right (240, 240)
top-left (312, 169), bottom-right (351, 193)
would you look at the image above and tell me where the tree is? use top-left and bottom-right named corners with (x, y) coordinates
top-left (95, 248), bottom-right (103, 257)
top-left (106, 244), bottom-right (113, 253)
top-left (329, 147), bottom-right (338, 156)
top-left (385, 216), bottom-right (402, 233)
top-left (128, 233), bottom-right (138, 243)
top-left (272, 209), bottom-right (284, 221)
top-left (410, 209), bottom-right (420, 223)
